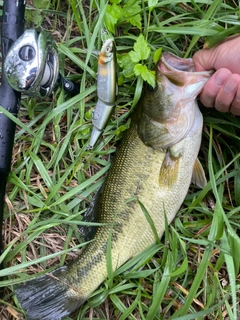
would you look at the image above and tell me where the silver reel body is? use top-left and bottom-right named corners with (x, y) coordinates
top-left (4, 29), bottom-right (59, 98)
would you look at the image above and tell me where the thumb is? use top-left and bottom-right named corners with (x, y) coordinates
top-left (192, 49), bottom-right (216, 72)
top-left (193, 36), bottom-right (240, 74)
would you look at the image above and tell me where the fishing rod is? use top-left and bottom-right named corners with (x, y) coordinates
top-left (0, 0), bottom-right (26, 269)
top-left (0, 21), bottom-right (80, 269)
top-left (0, 7), bottom-right (116, 268)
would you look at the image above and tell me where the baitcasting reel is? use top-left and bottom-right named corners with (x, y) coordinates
top-left (4, 29), bottom-right (79, 98)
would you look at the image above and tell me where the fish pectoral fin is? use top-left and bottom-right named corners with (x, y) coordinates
top-left (159, 149), bottom-right (181, 188)
top-left (191, 158), bottom-right (207, 189)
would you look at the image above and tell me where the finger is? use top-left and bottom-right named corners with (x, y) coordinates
top-left (193, 50), bottom-right (215, 72)
top-left (193, 36), bottom-right (240, 74)
top-left (199, 68), bottom-right (232, 108)
top-left (193, 48), bottom-right (222, 72)
top-left (230, 86), bottom-right (240, 115)
top-left (215, 73), bottom-right (240, 113)
top-left (193, 54), bottom-right (208, 72)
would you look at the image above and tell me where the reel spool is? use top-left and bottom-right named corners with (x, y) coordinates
top-left (4, 29), bottom-right (59, 98)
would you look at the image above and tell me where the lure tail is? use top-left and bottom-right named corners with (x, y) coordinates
top-left (15, 266), bottom-right (85, 320)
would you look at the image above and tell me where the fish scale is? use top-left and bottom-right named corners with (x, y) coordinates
top-left (15, 52), bottom-right (212, 320)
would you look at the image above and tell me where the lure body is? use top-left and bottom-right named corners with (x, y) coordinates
top-left (89, 39), bottom-right (117, 148)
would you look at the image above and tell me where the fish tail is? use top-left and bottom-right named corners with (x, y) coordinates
top-left (15, 266), bottom-right (85, 320)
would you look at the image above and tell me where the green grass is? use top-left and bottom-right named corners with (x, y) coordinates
top-left (1, 0), bottom-right (240, 319)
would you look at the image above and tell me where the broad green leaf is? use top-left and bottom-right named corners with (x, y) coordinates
top-left (148, 0), bottom-right (158, 11)
top-left (134, 64), bottom-right (155, 87)
top-left (129, 34), bottom-right (151, 62)
top-left (123, 3), bottom-right (142, 30)
top-left (153, 48), bottom-right (162, 63)
top-left (129, 50), bottom-right (142, 64)
top-left (117, 53), bottom-right (136, 78)
top-left (104, 4), bottom-right (123, 34)
top-left (125, 13), bottom-right (141, 30)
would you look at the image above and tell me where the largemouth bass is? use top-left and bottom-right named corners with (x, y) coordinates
top-left (15, 52), bottom-right (212, 320)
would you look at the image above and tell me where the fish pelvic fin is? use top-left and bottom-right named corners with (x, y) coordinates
top-left (15, 266), bottom-right (85, 320)
top-left (191, 158), bottom-right (207, 189)
top-left (159, 148), bottom-right (181, 188)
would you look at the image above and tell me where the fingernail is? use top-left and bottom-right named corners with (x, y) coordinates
top-left (236, 93), bottom-right (240, 102)
top-left (224, 79), bottom-right (236, 93)
top-left (214, 72), bottom-right (226, 86)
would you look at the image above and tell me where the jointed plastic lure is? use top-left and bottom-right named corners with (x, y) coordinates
top-left (89, 38), bottom-right (117, 148)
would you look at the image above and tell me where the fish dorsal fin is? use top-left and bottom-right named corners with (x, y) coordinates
top-left (159, 149), bottom-right (181, 188)
top-left (191, 158), bottom-right (207, 189)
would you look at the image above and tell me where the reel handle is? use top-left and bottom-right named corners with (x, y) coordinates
top-left (59, 75), bottom-right (80, 96)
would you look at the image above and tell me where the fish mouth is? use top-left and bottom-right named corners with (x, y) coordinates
top-left (158, 52), bottom-right (212, 86)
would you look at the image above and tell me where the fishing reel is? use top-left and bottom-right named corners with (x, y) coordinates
top-left (4, 29), bottom-right (79, 98)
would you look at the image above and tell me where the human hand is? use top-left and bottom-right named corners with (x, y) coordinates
top-left (193, 36), bottom-right (240, 115)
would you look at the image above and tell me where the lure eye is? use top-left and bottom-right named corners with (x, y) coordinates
top-left (106, 46), bottom-right (112, 53)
